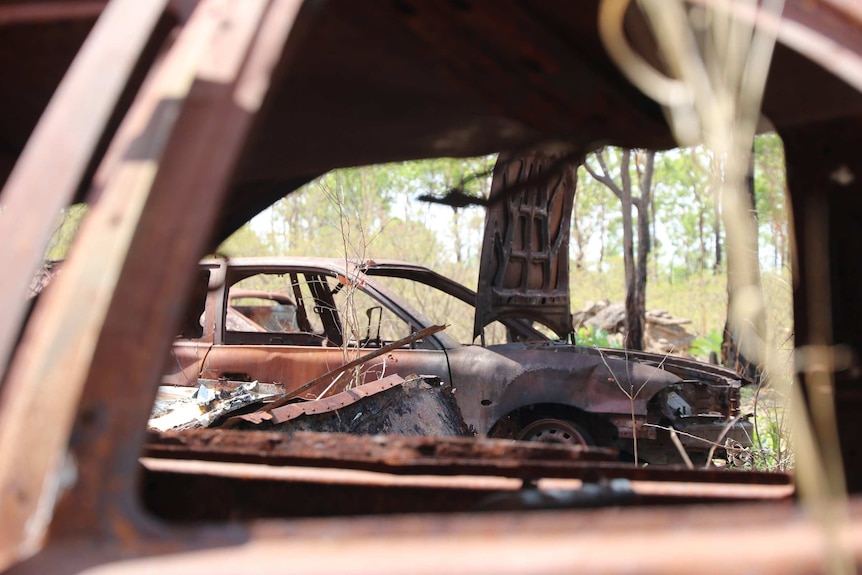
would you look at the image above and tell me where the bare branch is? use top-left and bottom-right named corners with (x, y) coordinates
top-left (584, 149), bottom-right (625, 200)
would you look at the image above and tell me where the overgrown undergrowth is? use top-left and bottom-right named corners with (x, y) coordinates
top-left (572, 267), bottom-right (792, 347)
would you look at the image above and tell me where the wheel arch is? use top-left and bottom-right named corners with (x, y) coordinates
top-left (478, 365), bottom-right (677, 444)
top-left (484, 368), bottom-right (665, 427)
top-left (487, 402), bottom-right (617, 444)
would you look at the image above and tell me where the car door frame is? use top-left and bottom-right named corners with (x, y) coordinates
top-left (184, 261), bottom-right (456, 397)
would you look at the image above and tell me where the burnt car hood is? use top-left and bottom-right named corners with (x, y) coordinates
top-left (473, 152), bottom-right (577, 341)
top-left (485, 340), bottom-right (747, 389)
top-left (586, 346), bottom-right (753, 386)
top-left (482, 341), bottom-right (746, 416)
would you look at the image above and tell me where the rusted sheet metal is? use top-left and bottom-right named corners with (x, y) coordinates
top-left (141, 458), bottom-right (794, 503)
top-left (138, 459), bottom-right (792, 522)
top-left (146, 429), bottom-right (622, 472)
top-left (0, 3), bottom-right (108, 25)
top-left (0, 0), bottom-right (169, 380)
top-left (9, 499), bottom-right (862, 574)
top-left (144, 429), bottom-right (792, 486)
top-left (140, 458), bottom-right (522, 520)
top-left (33, 0), bottom-right (304, 549)
top-left (781, 116), bottom-right (862, 492)
top-left (177, 257), bottom-right (749, 462)
top-left (237, 373), bottom-right (407, 425)
top-left (259, 324), bottom-right (447, 413)
top-left (0, 1), bottom-right (173, 567)
top-left (269, 373), bottom-right (405, 424)
top-left (3, 2), bottom-right (862, 574)
top-left (248, 377), bottom-right (470, 438)
top-left (141, 456), bottom-right (525, 489)
top-left (624, 479), bottom-right (795, 502)
top-left (474, 151), bottom-right (579, 341)
top-left (183, 344), bottom-right (446, 398)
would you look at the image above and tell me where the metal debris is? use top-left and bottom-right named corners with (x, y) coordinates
top-left (148, 380), bottom-right (283, 432)
top-left (237, 373), bottom-right (408, 425)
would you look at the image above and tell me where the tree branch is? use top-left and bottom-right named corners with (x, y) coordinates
top-left (584, 149), bottom-right (625, 199)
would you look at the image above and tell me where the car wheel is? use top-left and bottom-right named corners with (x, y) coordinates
top-left (516, 418), bottom-right (592, 447)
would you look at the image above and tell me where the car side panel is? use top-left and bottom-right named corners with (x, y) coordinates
top-left (444, 345), bottom-right (680, 435)
top-left (194, 344), bottom-right (452, 399)
top-left (162, 341), bottom-right (209, 386)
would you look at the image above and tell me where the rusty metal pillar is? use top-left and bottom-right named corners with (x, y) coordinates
top-left (0, 0), bottom-right (169, 386)
top-left (0, 0), bottom-right (304, 566)
top-left (781, 115), bottom-right (862, 492)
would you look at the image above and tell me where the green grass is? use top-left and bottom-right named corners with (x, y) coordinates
top-left (740, 384), bottom-right (794, 471)
top-left (576, 326), bottom-right (620, 348)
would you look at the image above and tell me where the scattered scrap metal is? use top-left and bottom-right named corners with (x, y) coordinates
top-left (151, 371), bottom-right (470, 438)
top-left (235, 373), bottom-right (409, 425)
top-left (149, 379), bottom-right (284, 431)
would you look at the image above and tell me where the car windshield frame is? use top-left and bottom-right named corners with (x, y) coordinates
top-left (217, 258), bottom-right (464, 351)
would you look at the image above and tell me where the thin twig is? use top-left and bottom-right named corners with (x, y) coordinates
top-left (669, 428), bottom-right (694, 469)
top-left (643, 422), bottom-right (736, 450)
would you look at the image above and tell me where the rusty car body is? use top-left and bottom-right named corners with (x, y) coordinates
top-left (167, 257), bottom-right (751, 463)
top-left (3, 0), bottom-right (862, 573)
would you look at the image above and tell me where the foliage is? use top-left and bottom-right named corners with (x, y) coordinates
top-left (218, 224), bottom-right (270, 257)
top-left (212, 143), bottom-right (792, 356)
top-left (43, 140), bottom-right (789, 327)
top-left (45, 203), bottom-right (88, 260)
top-left (42, 137), bottom-right (792, 371)
top-left (255, 157), bottom-right (495, 269)
top-left (753, 133), bottom-right (789, 271)
top-left (574, 164), bottom-right (622, 272)
top-left (652, 146), bottom-right (720, 277)
top-left (689, 330), bottom-right (722, 361)
top-left (576, 326), bottom-right (620, 348)
top-left (740, 384), bottom-right (794, 472)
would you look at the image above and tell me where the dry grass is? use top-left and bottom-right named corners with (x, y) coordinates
top-left (573, 267), bottom-right (792, 345)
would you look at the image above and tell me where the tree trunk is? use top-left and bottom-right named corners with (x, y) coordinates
top-left (598, 202), bottom-right (606, 273)
top-left (713, 184), bottom-right (722, 274)
top-left (571, 195), bottom-right (585, 270)
top-left (650, 195), bottom-right (658, 282)
top-left (721, 144), bottom-right (763, 382)
top-left (451, 207), bottom-right (463, 263)
top-left (620, 151), bottom-right (635, 291)
top-left (584, 148), bottom-right (651, 351)
top-left (629, 151), bottom-right (654, 351)
top-left (618, 151), bottom-right (642, 349)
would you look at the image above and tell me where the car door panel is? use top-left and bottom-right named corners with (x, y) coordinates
top-left (198, 344), bottom-right (451, 399)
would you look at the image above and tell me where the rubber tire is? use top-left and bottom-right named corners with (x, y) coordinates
top-left (516, 418), bottom-right (592, 447)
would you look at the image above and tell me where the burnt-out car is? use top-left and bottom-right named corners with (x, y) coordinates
top-left (165, 257), bottom-right (752, 464)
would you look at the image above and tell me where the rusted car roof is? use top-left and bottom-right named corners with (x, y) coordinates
top-left (2, 1), bottom-right (862, 573)
top-left (2, 2), bottom-right (862, 240)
